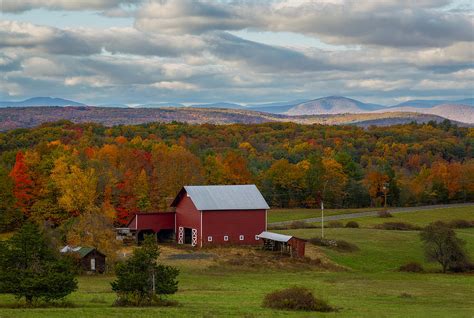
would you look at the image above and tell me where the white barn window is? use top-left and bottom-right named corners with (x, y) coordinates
top-left (255, 235), bottom-right (259, 240)
top-left (208, 236), bottom-right (213, 242)
top-left (224, 235), bottom-right (229, 241)
top-left (239, 235), bottom-right (244, 241)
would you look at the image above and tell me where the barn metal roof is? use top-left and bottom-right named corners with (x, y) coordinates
top-left (172, 184), bottom-right (270, 211)
top-left (257, 231), bottom-right (293, 242)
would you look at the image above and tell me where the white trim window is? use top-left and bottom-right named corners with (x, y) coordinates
top-left (239, 235), bottom-right (244, 241)
top-left (208, 236), bottom-right (213, 242)
top-left (255, 235), bottom-right (260, 240)
top-left (224, 235), bottom-right (229, 241)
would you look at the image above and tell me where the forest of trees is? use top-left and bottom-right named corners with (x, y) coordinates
top-left (0, 120), bottom-right (473, 235)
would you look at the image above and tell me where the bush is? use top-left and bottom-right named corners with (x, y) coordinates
top-left (345, 221), bottom-right (359, 228)
top-left (399, 262), bottom-right (424, 273)
top-left (327, 221), bottom-right (343, 228)
top-left (309, 237), bottom-right (359, 252)
top-left (448, 260), bottom-right (474, 273)
top-left (375, 222), bottom-right (421, 231)
top-left (378, 210), bottom-right (393, 218)
top-left (262, 287), bottom-right (333, 312)
top-left (448, 219), bottom-right (474, 229)
top-left (289, 221), bottom-right (308, 229)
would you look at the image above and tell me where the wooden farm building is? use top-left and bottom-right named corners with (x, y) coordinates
top-left (60, 246), bottom-right (106, 273)
top-left (257, 231), bottom-right (307, 257)
top-left (125, 184), bottom-right (270, 247)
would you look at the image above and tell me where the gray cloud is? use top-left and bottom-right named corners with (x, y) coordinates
top-left (0, 1), bottom-right (473, 104)
top-left (135, 0), bottom-right (473, 48)
top-left (0, 0), bottom-right (141, 13)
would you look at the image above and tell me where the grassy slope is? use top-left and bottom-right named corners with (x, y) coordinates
top-left (343, 206), bottom-right (474, 228)
top-left (1, 207), bottom-right (473, 317)
top-left (268, 207), bottom-right (380, 223)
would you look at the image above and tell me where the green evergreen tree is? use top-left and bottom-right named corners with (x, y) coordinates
top-left (111, 235), bottom-right (179, 306)
top-left (0, 222), bottom-right (77, 304)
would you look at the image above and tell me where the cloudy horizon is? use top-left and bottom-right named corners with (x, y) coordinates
top-left (1, 0), bottom-right (473, 105)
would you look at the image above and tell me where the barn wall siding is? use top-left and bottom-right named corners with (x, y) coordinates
top-left (175, 195), bottom-right (201, 245)
top-left (202, 210), bottom-right (266, 246)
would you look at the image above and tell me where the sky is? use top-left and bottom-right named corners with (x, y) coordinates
top-left (0, 0), bottom-right (473, 106)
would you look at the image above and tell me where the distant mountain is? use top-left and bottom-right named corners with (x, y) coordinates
top-left (286, 96), bottom-right (384, 115)
top-left (189, 102), bottom-right (245, 109)
top-left (247, 99), bottom-right (308, 114)
top-left (390, 98), bottom-right (474, 108)
top-left (377, 103), bottom-right (474, 124)
top-left (454, 98), bottom-right (474, 106)
top-left (95, 103), bottom-right (129, 108)
top-left (136, 102), bottom-right (185, 108)
top-left (0, 97), bottom-right (86, 107)
top-left (0, 107), bottom-right (467, 131)
top-left (392, 100), bottom-right (447, 108)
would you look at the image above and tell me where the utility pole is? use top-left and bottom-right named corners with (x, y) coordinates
top-left (321, 200), bottom-right (324, 238)
top-left (383, 183), bottom-right (388, 213)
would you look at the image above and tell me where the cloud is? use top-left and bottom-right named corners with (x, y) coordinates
top-left (1, 1), bottom-right (473, 104)
top-left (134, 0), bottom-right (474, 48)
top-left (0, 21), bottom-right (205, 57)
top-left (151, 81), bottom-right (199, 91)
top-left (0, 0), bottom-right (140, 13)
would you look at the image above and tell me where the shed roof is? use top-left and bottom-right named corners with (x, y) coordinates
top-left (171, 184), bottom-right (270, 211)
top-left (60, 246), bottom-right (104, 258)
top-left (257, 231), bottom-right (293, 242)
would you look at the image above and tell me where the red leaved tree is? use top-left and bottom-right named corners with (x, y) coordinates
top-left (9, 151), bottom-right (34, 217)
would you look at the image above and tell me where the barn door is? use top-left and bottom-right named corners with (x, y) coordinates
top-left (91, 258), bottom-right (96, 271)
top-left (178, 227), bottom-right (184, 244)
top-left (191, 229), bottom-right (197, 247)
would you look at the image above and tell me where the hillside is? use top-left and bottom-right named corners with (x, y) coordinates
top-left (0, 106), bottom-right (461, 131)
top-left (0, 97), bottom-right (85, 107)
top-left (375, 103), bottom-right (474, 124)
top-left (285, 96), bottom-right (383, 115)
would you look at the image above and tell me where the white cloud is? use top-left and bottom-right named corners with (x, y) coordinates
top-left (151, 81), bottom-right (199, 91)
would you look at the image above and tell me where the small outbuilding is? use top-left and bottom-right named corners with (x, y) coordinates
top-left (257, 231), bottom-right (307, 257)
top-left (60, 246), bottom-right (106, 273)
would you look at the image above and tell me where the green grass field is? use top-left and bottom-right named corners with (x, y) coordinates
top-left (1, 206), bottom-right (473, 317)
top-left (268, 207), bottom-right (380, 223)
top-left (338, 206), bottom-right (474, 228)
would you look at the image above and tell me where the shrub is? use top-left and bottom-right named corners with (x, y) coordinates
top-left (334, 240), bottom-right (360, 252)
top-left (378, 210), bottom-right (393, 218)
top-left (289, 221), bottom-right (308, 229)
top-left (448, 219), bottom-right (474, 229)
top-left (375, 222), bottom-right (421, 231)
top-left (399, 262), bottom-right (424, 273)
top-left (448, 260), bottom-right (474, 273)
top-left (327, 221), bottom-right (343, 228)
top-left (309, 237), bottom-right (359, 252)
top-left (262, 287), bottom-right (333, 312)
top-left (345, 221), bottom-right (359, 228)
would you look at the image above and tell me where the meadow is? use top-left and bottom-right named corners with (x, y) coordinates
top-left (0, 205), bottom-right (473, 317)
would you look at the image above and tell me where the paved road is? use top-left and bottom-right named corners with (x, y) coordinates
top-left (269, 203), bottom-right (474, 226)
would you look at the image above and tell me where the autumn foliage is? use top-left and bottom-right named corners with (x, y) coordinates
top-left (0, 120), bottom-right (473, 232)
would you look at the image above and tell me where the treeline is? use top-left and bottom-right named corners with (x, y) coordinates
top-left (0, 119), bottom-right (473, 231)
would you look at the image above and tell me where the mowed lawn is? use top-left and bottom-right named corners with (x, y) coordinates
top-left (268, 207), bottom-right (380, 223)
top-left (1, 206), bottom-right (474, 317)
top-left (338, 206), bottom-right (474, 228)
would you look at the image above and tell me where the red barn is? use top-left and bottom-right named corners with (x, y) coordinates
top-left (171, 185), bottom-right (269, 247)
top-left (126, 212), bottom-right (175, 242)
